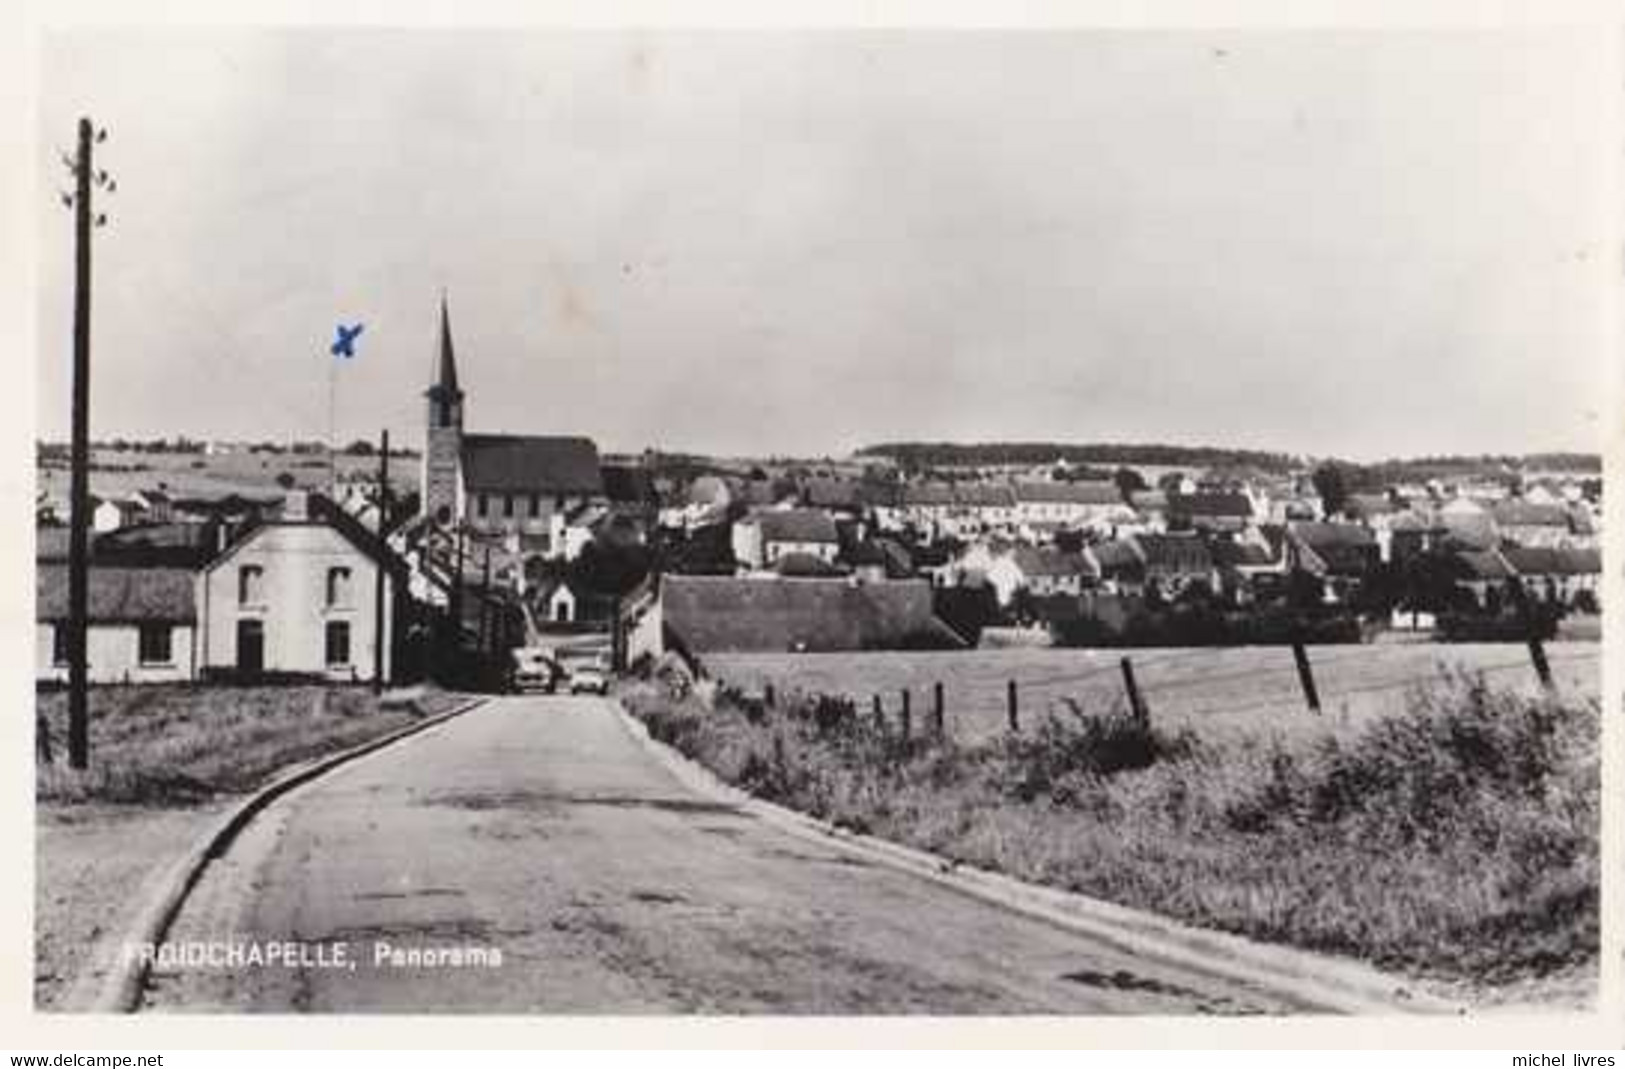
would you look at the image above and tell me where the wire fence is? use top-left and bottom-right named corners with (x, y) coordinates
top-left (704, 641), bottom-right (1600, 743)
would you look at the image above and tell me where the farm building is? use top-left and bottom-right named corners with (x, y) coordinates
top-left (36, 565), bottom-right (197, 684)
top-left (661, 575), bottom-right (964, 655)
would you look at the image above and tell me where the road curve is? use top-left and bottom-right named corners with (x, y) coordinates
top-left (145, 696), bottom-right (1296, 1015)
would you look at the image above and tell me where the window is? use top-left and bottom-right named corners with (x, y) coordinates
top-left (554, 598), bottom-right (571, 623)
top-left (51, 623), bottom-right (68, 665)
top-left (529, 494), bottom-right (540, 517)
top-left (238, 565), bottom-right (263, 605)
top-left (503, 495), bottom-right (514, 518)
top-left (138, 623), bottom-right (172, 665)
top-left (326, 566), bottom-right (352, 608)
top-left (325, 621), bottom-right (351, 666)
top-left (477, 494), bottom-right (489, 518)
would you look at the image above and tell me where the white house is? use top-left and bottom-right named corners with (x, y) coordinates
top-left (732, 509), bottom-right (840, 572)
top-left (36, 565), bottom-right (197, 684)
top-left (91, 496), bottom-right (145, 533)
top-left (196, 493), bottom-right (400, 681)
top-left (1013, 481), bottom-right (1125, 530)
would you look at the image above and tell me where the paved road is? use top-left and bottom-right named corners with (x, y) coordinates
top-left (146, 696), bottom-right (1293, 1014)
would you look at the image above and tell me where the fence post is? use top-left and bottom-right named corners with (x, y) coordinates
top-left (1007, 679), bottom-right (1019, 733)
top-left (1119, 656), bottom-right (1149, 724)
top-left (900, 689), bottom-right (912, 739)
top-left (36, 711), bottom-right (53, 765)
top-left (765, 682), bottom-right (775, 708)
top-left (1291, 641), bottom-right (1322, 714)
top-left (933, 681), bottom-right (945, 738)
top-left (1527, 637), bottom-right (1553, 689)
top-left (872, 693), bottom-right (884, 729)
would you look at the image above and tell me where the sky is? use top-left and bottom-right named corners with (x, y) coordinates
top-left (35, 28), bottom-right (1614, 461)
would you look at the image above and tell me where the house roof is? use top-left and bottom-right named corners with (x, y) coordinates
top-left (662, 575), bottom-right (964, 652)
top-left (774, 552), bottom-right (848, 577)
top-left (1455, 549), bottom-right (1514, 581)
top-left (1211, 540), bottom-right (1277, 568)
top-left (955, 483), bottom-right (1018, 508)
top-left (461, 434), bottom-right (603, 495)
top-left (1014, 481), bottom-right (1122, 506)
top-left (201, 494), bottom-right (407, 580)
top-left (93, 522), bottom-right (219, 567)
top-left (726, 477), bottom-right (783, 507)
top-left (1502, 546), bottom-right (1601, 576)
top-left (754, 508), bottom-right (839, 545)
top-left (803, 477), bottom-right (862, 510)
top-left (1491, 501), bottom-right (1571, 528)
top-left (1168, 492), bottom-right (1254, 519)
top-left (1289, 522), bottom-right (1377, 550)
top-left (901, 483), bottom-right (956, 507)
top-left (1011, 546), bottom-right (1098, 578)
top-left (1133, 533), bottom-right (1213, 573)
top-left (37, 564), bottom-right (196, 623)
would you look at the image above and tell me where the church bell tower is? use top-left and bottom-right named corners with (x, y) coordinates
top-left (423, 295), bottom-right (464, 525)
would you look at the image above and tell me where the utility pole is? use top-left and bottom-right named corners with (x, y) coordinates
top-left (63, 117), bottom-right (111, 771)
top-left (372, 428), bottom-right (389, 693)
top-left (478, 545), bottom-right (493, 663)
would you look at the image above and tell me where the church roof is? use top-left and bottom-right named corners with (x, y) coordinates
top-left (461, 434), bottom-right (603, 494)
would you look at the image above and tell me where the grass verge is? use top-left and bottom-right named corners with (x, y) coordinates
top-left (35, 682), bottom-right (472, 1009)
top-left (624, 670), bottom-right (1596, 990)
top-left (36, 683), bottom-right (468, 806)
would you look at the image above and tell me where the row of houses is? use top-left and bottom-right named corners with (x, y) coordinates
top-left (942, 522), bottom-right (1602, 616)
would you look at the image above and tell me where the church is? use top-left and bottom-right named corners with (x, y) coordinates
top-left (420, 298), bottom-right (609, 557)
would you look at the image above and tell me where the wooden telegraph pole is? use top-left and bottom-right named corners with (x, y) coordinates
top-left (372, 429), bottom-right (390, 693)
top-left (64, 117), bottom-right (111, 771)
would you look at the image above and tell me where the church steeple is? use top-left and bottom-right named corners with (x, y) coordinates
top-left (426, 293), bottom-right (464, 423)
top-left (422, 293), bottom-right (465, 524)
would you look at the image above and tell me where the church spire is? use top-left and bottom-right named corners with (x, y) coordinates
top-left (432, 291), bottom-right (462, 399)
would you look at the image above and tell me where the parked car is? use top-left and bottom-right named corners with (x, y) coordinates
top-left (564, 655), bottom-right (611, 695)
top-left (509, 647), bottom-right (560, 694)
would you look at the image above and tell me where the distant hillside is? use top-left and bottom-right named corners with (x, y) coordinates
top-left (857, 441), bottom-right (1301, 472)
top-left (858, 442), bottom-right (1601, 478)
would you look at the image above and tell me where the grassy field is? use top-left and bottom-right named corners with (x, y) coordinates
top-left (625, 671), bottom-right (1598, 994)
top-left (704, 643), bottom-right (1600, 744)
top-left (37, 448), bottom-right (418, 504)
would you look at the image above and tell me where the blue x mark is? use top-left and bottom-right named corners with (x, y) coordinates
top-left (331, 323), bottom-right (365, 359)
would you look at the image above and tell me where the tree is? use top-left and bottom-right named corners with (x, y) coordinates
top-left (344, 439), bottom-right (375, 456)
top-left (1285, 568), bottom-right (1325, 611)
top-left (1052, 527), bottom-right (1086, 554)
top-left (274, 471), bottom-right (296, 489)
top-left (1113, 466), bottom-right (1147, 501)
top-left (1311, 462), bottom-right (1349, 517)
